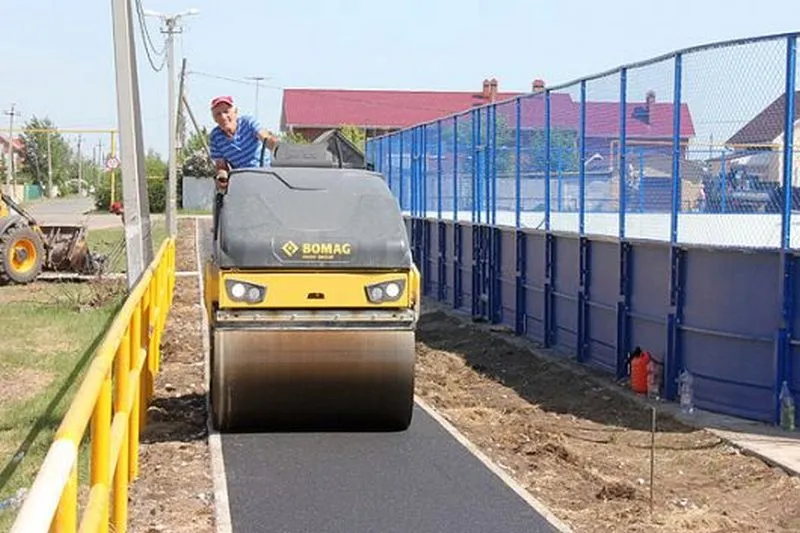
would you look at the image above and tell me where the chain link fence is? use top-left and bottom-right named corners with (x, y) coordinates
top-left (368, 32), bottom-right (800, 250)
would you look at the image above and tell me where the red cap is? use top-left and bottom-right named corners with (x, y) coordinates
top-left (211, 95), bottom-right (234, 109)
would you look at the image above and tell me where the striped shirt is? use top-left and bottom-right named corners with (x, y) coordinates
top-left (209, 115), bottom-right (271, 168)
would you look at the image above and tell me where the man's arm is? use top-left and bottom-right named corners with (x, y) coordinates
top-left (245, 115), bottom-right (279, 151)
top-left (258, 129), bottom-right (280, 151)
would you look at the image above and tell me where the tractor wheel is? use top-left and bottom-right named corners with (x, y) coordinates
top-left (0, 225), bottom-right (45, 285)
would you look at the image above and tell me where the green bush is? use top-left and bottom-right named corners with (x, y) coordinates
top-left (148, 178), bottom-right (166, 213)
top-left (93, 175), bottom-right (171, 213)
top-left (94, 177), bottom-right (113, 211)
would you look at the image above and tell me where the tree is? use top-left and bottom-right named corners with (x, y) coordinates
top-left (279, 130), bottom-right (309, 144)
top-left (145, 149), bottom-right (167, 177)
top-left (180, 127), bottom-right (214, 178)
top-left (18, 116), bottom-right (73, 188)
top-left (437, 111), bottom-right (579, 175)
top-left (339, 125), bottom-right (366, 152)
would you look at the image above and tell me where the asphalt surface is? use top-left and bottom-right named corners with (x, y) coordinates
top-left (199, 218), bottom-right (560, 533)
top-left (20, 195), bottom-right (164, 230)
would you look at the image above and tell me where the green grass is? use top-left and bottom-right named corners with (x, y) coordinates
top-left (0, 281), bottom-right (126, 530)
top-left (86, 219), bottom-right (169, 274)
top-left (178, 208), bottom-right (211, 216)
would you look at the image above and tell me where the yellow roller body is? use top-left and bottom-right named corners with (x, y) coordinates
top-left (203, 153), bottom-right (420, 432)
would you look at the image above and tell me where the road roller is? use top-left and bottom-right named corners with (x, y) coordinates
top-left (203, 142), bottom-right (420, 432)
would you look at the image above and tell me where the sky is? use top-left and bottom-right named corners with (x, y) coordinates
top-left (1, 0), bottom-right (799, 161)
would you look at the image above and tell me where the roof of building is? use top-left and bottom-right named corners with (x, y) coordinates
top-left (725, 91), bottom-right (799, 147)
top-left (497, 91), bottom-right (695, 139)
top-left (281, 84), bottom-right (522, 131)
top-left (0, 135), bottom-right (24, 152)
top-left (282, 82), bottom-right (695, 140)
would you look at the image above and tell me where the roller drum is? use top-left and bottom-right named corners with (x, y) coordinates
top-left (211, 327), bottom-right (415, 431)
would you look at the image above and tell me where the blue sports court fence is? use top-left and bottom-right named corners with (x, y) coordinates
top-left (366, 32), bottom-right (800, 427)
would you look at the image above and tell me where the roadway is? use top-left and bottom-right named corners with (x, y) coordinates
top-left (197, 218), bottom-right (563, 533)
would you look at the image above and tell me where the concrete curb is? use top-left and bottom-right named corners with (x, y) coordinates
top-left (193, 217), bottom-right (234, 533)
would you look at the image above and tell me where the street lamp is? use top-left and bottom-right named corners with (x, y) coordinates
top-left (245, 76), bottom-right (268, 121)
top-left (143, 6), bottom-right (199, 237)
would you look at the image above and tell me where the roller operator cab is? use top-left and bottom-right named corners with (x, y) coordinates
top-left (203, 143), bottom-right (420, 432)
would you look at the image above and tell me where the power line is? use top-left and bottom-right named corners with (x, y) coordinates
top-left (186, 70), bottom-right (470, 115)
top-left (134, 0), bottom-right (166, 72)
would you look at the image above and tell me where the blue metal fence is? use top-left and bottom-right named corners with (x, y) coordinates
top-left (366, 32), bottom-right (800, 427)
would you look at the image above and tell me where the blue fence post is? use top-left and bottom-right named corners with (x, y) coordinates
top-left (577, 80), bottom-right (588, 364)
top-left (421, 126), bottom-right (429, 295)
top-left (437, 119), bottom-right (447, 302)
top-left (453, 115), bottom-right (462, 310)
top-left (579, 80), bottom-right (587, 236)
top-left (721, 155), bottom-right (727, 213)
top-left (545, 90), bottom-right (551, 231)
top-left (476, 108), bottom-right (482, 224)
top-left (777, 34), bottom-right (797, 425)
top-left (454, 115), bottom-right (459, 222)
top-left (399, 133), bottom-right (405, 212)
top-left (422, 125), bottom-right (427, 217)
top-left (515, 96), bottom-right (527, 336)
top-left (617, 67), bottom-right (631, 380)
top-left (543, 89), bottom-right (554, 348)
top-left (437, 120), bottom-right (443, 220)
top-left (515, 97), bottom-right (522, 228)
top-left (378, 137), bottom-right (384, 175)
top-left (619, 68), bottom-right (628, 241)
top-left (386, 135), bottom-right (394, 192)
top-left (490, 104), bottom-right (502, 323)
top-left (471, 109), bottom-right (478, 223)
top-left (491, 103), bottom-right (498, 226)
top-left (665, 52), bottom-right (685, 402)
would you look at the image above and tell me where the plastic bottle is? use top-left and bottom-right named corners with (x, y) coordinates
top-left (779, 381), bottom-right (795, 432)
top-left (678, 370), bottom-right (694, 415)
top-left (647, 355), bottom-right (662, 401)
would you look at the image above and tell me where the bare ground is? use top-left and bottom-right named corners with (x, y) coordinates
top-left (175, 218), bottom-right (198, 272)
top-left (414, 307), bottom-right (800, 533)
top-left (127, 219), bottom-right (215, 533)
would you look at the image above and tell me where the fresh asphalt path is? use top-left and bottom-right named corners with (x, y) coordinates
top-left (199, 218), bottom-right (560, 533)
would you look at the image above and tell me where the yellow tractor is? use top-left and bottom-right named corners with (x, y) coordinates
top-left (203, 142), bottom-right (420, 432)
top-left (0, 192), bottom-right (106, 285)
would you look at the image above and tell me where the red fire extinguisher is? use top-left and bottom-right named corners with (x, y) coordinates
top-left (628, 347), bottom-right (650, 394)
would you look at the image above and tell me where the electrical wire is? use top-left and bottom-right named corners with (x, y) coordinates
top-left (186, 70), bottom-right (478, 115)
top-left (133, 0), bottom-right (166, 73)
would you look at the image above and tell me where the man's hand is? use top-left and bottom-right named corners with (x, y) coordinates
top-left (215, 160), bottom-right (230, 191)
top-left (259, 130), bottom-right (280, 151)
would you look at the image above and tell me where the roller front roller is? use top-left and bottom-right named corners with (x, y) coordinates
top-left (210, 316), bottom-right (415, 431)
top-left (203, 144), bottom-right (420, 433)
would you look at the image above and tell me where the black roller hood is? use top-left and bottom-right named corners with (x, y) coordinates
top-left (214, 168), bottom-right (412, 269)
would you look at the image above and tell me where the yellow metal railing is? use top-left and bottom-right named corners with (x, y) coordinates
top-left (10, 237), bottom-right (176, 533)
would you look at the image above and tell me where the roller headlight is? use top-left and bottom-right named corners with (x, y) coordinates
top-left (365, 279), bottom-right (405, 303)
top-left (225, 279), bottom-right (266, 303)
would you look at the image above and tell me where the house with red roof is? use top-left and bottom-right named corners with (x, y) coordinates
top-left (721, 91), bottom-right (800, 185)
top-left (280, 79), bottom-right (524, 141)
top-left (0, 134), bottom-right (25, 172)
top-left (280, 79), bottom-right (696, 178)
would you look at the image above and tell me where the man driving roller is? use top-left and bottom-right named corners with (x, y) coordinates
top-left (209, 95), bottom-right (279, 190)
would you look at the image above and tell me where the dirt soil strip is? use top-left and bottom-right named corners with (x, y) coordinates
top-left (414, 304), bottom-right (800, 533)
top-left (175, 218), bottom-right (198, 272)
top-left (128, 218), bottom-right (215, 533)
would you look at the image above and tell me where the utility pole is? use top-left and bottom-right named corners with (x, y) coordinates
top-left (111, 0), bottom-right (154, 288)
top-left (47, 133), bottom-right (52, 198)
top-left (245, 76), bottom-right (266, 121)
top-left (144, 7), bottom-right (198, 238)
top-left (4, 104), bottom-right (17, 190)
top-left (77, 134), bottom-right (83, 195)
